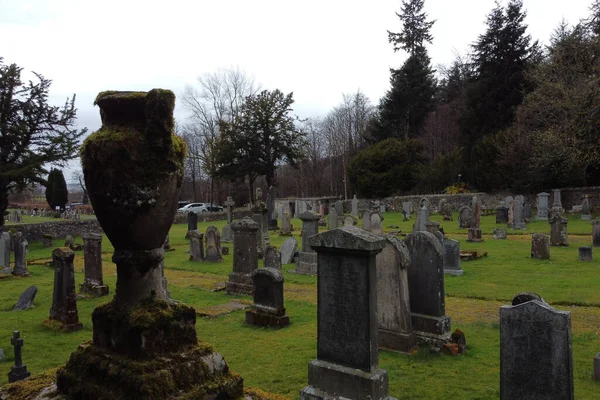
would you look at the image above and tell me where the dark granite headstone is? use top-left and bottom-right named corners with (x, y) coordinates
top-left (187, 211), bottom-right (198, 234)
top-left (594, 353), bottom-right (600, 381)
top-left (376, 236), bottom-right (416, 353)
top-left (500, 299), bottom-right (573, 400)
top-left (245, 267), bottom-right (289, 327)
top-left (579, 246), bottom-right (592, 261)
top-left (13, 285), bottom-right (38, 311)
top-left (496, 207), bottom-right (509, 224)
top-left (300, 226), bottom-right (394, 400)
top-left (443, 239), bottom-right (463, 276)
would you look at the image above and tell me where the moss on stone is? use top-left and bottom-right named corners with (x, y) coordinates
top-left (0, 368), bottom-right (59, 400)
top-left (244, 387), bottom-right (291, 400)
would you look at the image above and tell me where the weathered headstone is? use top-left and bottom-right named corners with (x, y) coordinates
top-left (222, 224), bottom-right (233, 242)
top-left (425, 221), bottom-right (443, 243)
top-left (404, 231), bottom-right (451, 347)
top-left (592, 219), bottom-right (600, 247)
top-left (280, 237), bottom-right (298, 265)
top-left (512, 200), bottom-right (526, 230)
top-left (224, 196), bottom-right (235, 224)
top-left (468, 196), bottom-right (483, 242)
top-left (12, 233), bottom-right (29, 277)
top-left (362, 209), bottom-right (371, 231)
top-left (205, 226), bottom-right (223, 262)
top-left (581, 195), bottom-right (591, 220)
top-left (300, 226), bottom-right (393, 400)
top-left (500, 298), bottom-right (573, 400)
top-left (416, 205), bottom-right (429, 232)
top-left (550, 214), bottom-right (569, 246)
top-left (351, 195), bottom-right (358, 217)
top-left (251, 203), bottom-right (267, 257)
top-left (552, 188), bottom-right (563, 212)
top-left (402, 202), bottom-right (412, 219)
top-left (443, 239), bottom-right (463, 276)
top-left (264, 246), bottom-right (282, 270)
top-left (188, 230), bottom-right (205, 261)
top-left (440, 199), bottom-right (453, 221)
top-left (334, 199), bottom-right (343, 216)
top-left (496, 206), bottom-right (509, 224)
top-left (267, 186), bottom-right (278, 231)
top-left (377, 236), bottom-right (416, 353)
top-left (370, 212), bottom-right (384, 235)
top-left (493, 228), bottom-right (507, 240)
top-left (531, 233), bottom-right (550, 260)
top-left (245, 268), bottom-right (289, 327)
top-left (8, 331), bottom-right (30, 383)
top-left (64, 235), bottom-right (74, 249)
top-left (42, 234), bottom-right (53, 248)
top-left (13, 285), bottom-right (38, 311)
top-left (328, 208), bottom-right (337, 231)
top-left (458, 205), bottom-right (472, 229)
top-left (515, 195), bottom-right (525, 205)
top-left (80, 233), bottom-right (109, 297)
top-left (579, 246), bottom-right (592, 261)
top-left (343, 215), bottom-right (357, 226)
top-left (523, 203), bottom-right (532, 220)
top-left (295, 211), bottom-right (320, 274)
top-left (186, 211), bottom-right (197, 238)
top-left (49, 247), bottom-right (83, 331)
top-left (0, 231), bottom-right (10, 274)
top-left (226, 217), bottom-right (259, 295)
top-left (507, 200), bottom-right (515, 227)
top-left (281, 212), bottom-right (292, 235)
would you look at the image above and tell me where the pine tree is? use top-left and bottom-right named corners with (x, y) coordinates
top-left (373, 0), bottom-right (436, 141)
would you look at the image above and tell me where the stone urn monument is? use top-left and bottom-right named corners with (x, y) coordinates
top-left (55, 90), bottom-right (244, 399)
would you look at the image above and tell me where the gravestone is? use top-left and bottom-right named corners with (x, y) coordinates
top-left (328, 208), bottom-right (337, 231)
top-left (458, 205), bottom-right (472, 229)
top-left (281, 212), bottom-right (292, 235)
top-left (0, 231), bottom-right (10, 274)
top-left (592, 219), bottom-right (600, 247)
top-left (351, 195), bottom-right (359, 217)
top-left (416, 205), bottom-right (429, 232)
top-left (280, 237), bottom-right (298, 265)
top-left (300, 226), bottom-right (394, 400)
top-left (440, 199), bottom-right (453, 220)
top-left (523, 203), bottom-right (532, 220)
top-left (468, 196), bottom-right (483, 242)
top-left (251, 203), bottom-right (267, 257)
top-left (335, 200), bottom-right (343, 216)
top-left (443, 239), bottom-right (463, 276)
top-left (496, 206), bottom-right (508, 224)
top-left (507, 200), bottom-right (515, 227)
top-left (263, 246), bottom-right (282, 270)
top-left (188, 230), bottom-right (205, 261)
top-left (245, 268), bottom-right (289, 327)
top-left (594, 353), bottom-right (600, 381)
top-left (222, 224), bottom-right (233, 242)
top-left (80, 233), bottom-right (109, 297)
top-left (12, 233), bottom-right (29, 276)
top-left (205, 226), bottom-right (223, 262)
top-left (362, 210), bottom-right (371, 231)
top-left (376, 236), bottom-right (416, 353)
top-left (49, 247), bottom-right (83, 331)
top-left (552, 188), bottom-right (563, 213)
top-left (13, 285), bottom-right (38, 311)
top-left (493, 228), bottom-right (507, 240)
top-left (425, 221), bottom-right (443, 243)
top-left (512, 200), bottom-right (526, 230)
top-left (380, 203), bottom-right (386, 213)
top-left (343, 215), bottom-right (357, 226)
top-left (226, 217), bottom-right (259, 295)
top-left (64, 235), bottom-right (74, 249)
top-left (7, 331), bottom-right (30, 383)
top-left (404, 231), bottom-right (451, 347)
top-left (186, 211), bottom-right (197, 237)
top-left (500, 298), bottom-right (573, 400)
top-left (295, 211), bottom-right (320, 274)
top-left (531, 233), bottom-right (550, 260)
top-left (581, 195), bottom-right (591, 220)
top-left (370, 212), bottom-right (384, 235)
top-left (579, 246), bottom-right (592, 261)
top-left (267, 186), bottom-right (279, 230)
top-left (403, 202), bottom-right (412, 219)
top-left (515, 195), bottom-right (525, 205)
top-left (42, 234), bottom-right (53, 248)
top-left (224, 196), bottom-right (235, 224)
top-left (550, 214), bottom-right (569, 246)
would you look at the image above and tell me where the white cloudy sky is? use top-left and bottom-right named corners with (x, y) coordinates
top-left (0, 0), bottom-right (594, 178)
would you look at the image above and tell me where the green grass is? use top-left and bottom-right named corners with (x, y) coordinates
top-left (1, 212), bottom-right (600, 399)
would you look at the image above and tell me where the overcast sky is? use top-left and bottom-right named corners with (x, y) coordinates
top-left (0, 0), bottom-right (594, 178)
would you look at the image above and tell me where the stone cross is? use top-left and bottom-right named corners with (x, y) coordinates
top-left (224, 196), bottom-right (235, 224)
top-left (8, 331), bottom-right (30, 383)
top-left (300, 226), bottom-right (392, 400)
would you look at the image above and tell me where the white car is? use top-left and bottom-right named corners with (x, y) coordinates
top-left (177, 203), bottom-right (223, 214)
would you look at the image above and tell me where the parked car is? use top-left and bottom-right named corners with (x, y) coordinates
top-left (178, 200), bottom-right (192, 209)
top-left (177, 203), bottom-right (223, 214)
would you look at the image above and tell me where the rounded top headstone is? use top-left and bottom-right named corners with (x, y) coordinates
top-left (82, 232), bottom-right (103, 241)
top-left (512, 292), bottom-right (546, 306)
top-left (299, 211), bottom-right (320, 221)
top-left (53, 247), bottom-right (75, 258)
top-left (251, 267), bottom-right (284, 283)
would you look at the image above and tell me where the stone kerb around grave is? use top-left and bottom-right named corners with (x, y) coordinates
top-left (301, 226), bottom-right (395, 400)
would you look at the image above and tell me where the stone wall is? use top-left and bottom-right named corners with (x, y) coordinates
top-left (4, 220), bottom-right (102, 242)
top-left (559, 186), bottom-right (600, 211)
top-left (172, 209), bottom-right (253, 224)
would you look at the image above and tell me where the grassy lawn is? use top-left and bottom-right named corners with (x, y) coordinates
top-left (1, 211), bottom-right (600, 398)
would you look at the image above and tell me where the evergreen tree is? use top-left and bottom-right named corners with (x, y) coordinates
top-left (45, 169), bottom-right (68, 211)
top-left (460, 0), bottom-right (540, 188)
top-left (373, 0), bottom-right (436, 141)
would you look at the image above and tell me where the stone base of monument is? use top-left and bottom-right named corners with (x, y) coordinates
top-left (78, 282), bottom-right (109, 298)
top-left (55, 300), bottom-right (244, 400)
top-left (412, 313), bottom-right (452, 349)
top-left (378, 328), bottom-right (417, 354)
top-left (444, 268), bottom-right (464, 276)
top-left (8, 365), bottom-right (31, 383)
top-left (43, 318), bottom-right (83, 332)
top-left (299, 360), bottom-right (397, 400)
top-left (467, 228), bottom-right (482, 242)
top-left (292, 252), bottom-right (317, 275)
top-left (11, 270), bottom-right (31, 277)
top-left (225, 272), bottom-right (253, 295)
top-left (245, 305), bottom-right (290, 328)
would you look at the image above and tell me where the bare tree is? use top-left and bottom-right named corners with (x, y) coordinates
top-left (71, 169), bottom-right (88, 204)
top-left (181, 67), bottom-right (259, 205)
